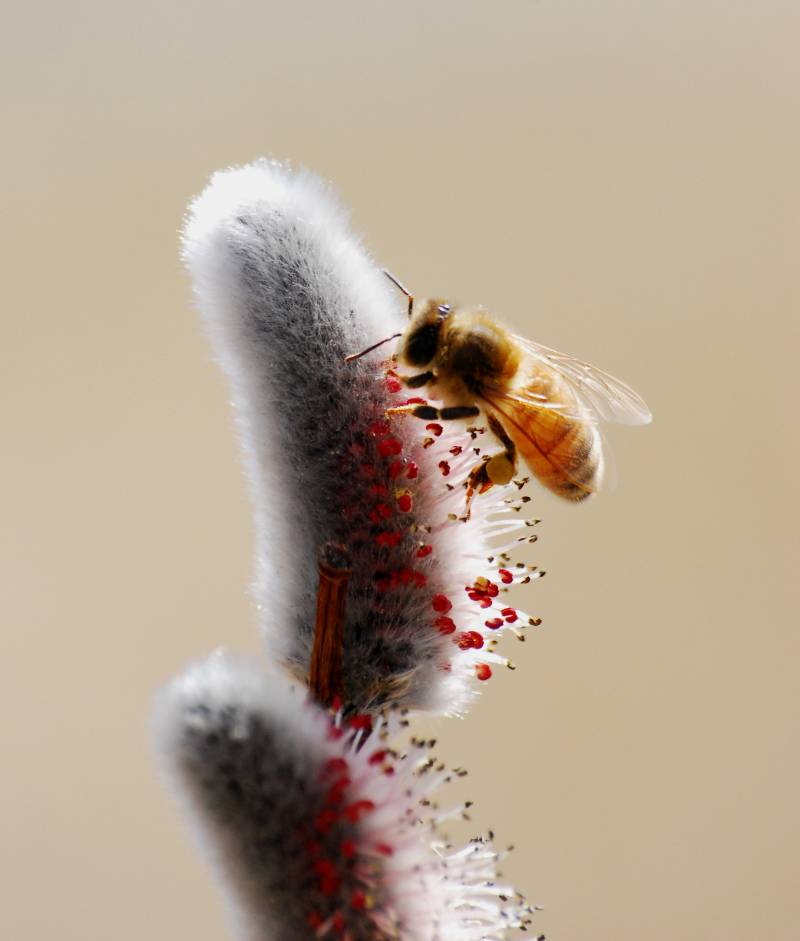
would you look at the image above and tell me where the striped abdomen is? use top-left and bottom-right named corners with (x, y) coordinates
top-left (494, 372), bottom-right (603, 501)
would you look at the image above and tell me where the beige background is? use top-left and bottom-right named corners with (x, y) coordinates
top-left (2, 2), bottom-right (798, 939)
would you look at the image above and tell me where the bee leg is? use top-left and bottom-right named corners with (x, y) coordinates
top-left (402, 370), bottom-right (436, 389)
top-left (464, 458), bottom-right (492, 521)
top-left (483, 413), bottom-right (518, 486)
top-left (463, 414), bottom-right (518, 519)
top-left (439, 405), bottom-right (482, 420)
top-left (386, 403), bottom-right (481, 420)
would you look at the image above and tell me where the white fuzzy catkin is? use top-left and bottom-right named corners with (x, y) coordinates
top-left (182, 160), bottom-right (542, 715)
top-left (155, 654), bottom-right (535, 941)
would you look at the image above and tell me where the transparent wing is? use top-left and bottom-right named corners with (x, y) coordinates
top-left (481, 391), bottom-right (605, 494)
top-left (480, 389), bottom-right (616, 494)
top-left (485, 375), bottom-right (591, 424)
top-left (508, 333), bottom-right (652, 426)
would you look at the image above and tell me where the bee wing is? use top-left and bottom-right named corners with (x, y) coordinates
top-left (479, 389), bottom-right (615, 494)
top-left (488, 384), bottom-right (590, 424)
top-left (510, 334), bottom-right (653, 426)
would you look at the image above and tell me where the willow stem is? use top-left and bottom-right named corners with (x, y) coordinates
top-left (308, 543), bottom-right (352, 707)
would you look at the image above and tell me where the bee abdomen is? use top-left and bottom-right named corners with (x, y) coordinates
top-left (549, 423), bottom-right (602, 500)
top-left (517, 414), bottom-right (603, 501)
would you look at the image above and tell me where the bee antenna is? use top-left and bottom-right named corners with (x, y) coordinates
top-left (383, 269), bottom-right (415, 318)
top-left (344, 332), bottom-right (402, 364)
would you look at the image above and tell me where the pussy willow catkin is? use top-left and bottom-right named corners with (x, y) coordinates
top-left (182, 160), bottom-right (542, 715)
top-left (156, 654), bottom-right (535, 941)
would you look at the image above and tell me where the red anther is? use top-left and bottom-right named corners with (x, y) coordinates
top-left (435, 615), bottom-right (457, 635)
top-left (327, 725), bottom-right (344, 741)
top-left (486, 581), bottom-right (499, 597)
top-left (485, 617), bottom-right (504, 630)
top-left (388, 460), bottom-right (404, 479)
top-left (475, 663), bottom-right (493, 681)
top-left (368, 749), bottom-right (388, 765)
top-left (376, 577), bottom-right (392, 593)
top-left (351, 890), bottom-right (367, 911)
top-left (403, 396), bottom-right (427, 405)
top-left (359, 462), bottom-right (375, 477)
top-left (465, 630), bottom-right (485, 649)
top-left (369, 482), bottom-right (388, 497)
top-left (399, 567), bottom-right (414, 584)
top-left (438, 460), bottom-right (451, 476)
top-left (397, 492), bottom-right (413, 513)
top-left (378, 438), bottom-right (402, 457)
top-left (385, 377), bottom-right (402, 393)
top-left (330, 695), bottom-right (343, 713)
top-left (468, 591), bottom-right (485, 602)
top-left (376, 531), bottom-right (402, 548)
top-left (450, 445), bottom-right (463, 455)
top-left (479, 597), bottom-right (492, 608)
top-left (455, 632), bottom-right (474, 650)
top-left (432, 593), bottom-right (452, 613)
top-left (425, 422), bottom-right (443, 436)
top-left (308, 912), bottom-right (323, 930)
top-left (405, 461), bottom-right (419, 479)
top-left (344, 799), bottom-right (376, 823)
top-left (340, 839), bottom-right (356, 859)
top-left (416, 544), bottom-right (432, 558)
top-left (315, 809), bottom-right (338, 833)
top-left (332, 911), bottom-right (346, 932)
top-left (498, 568), bottom-right (514, 584)
top-left (412, 571), bottom-right (427, 587)
top-left (383, 765), bottom-right (395, 776)
top-left (322, 757), bottom-right (349, 777)
top-left (368, 509), bottom-right (381, 524)
top-left (374, 842), bottom-right (394, 856)
top-left (501, 607), bottom-right (518, 623)
top-left (375, 502), bottom-right (393, 519)
top-left (349, 714), bottom-right (373, 732)
top-left (325, 776), bottom-right (351, 804)
top-left (313, 858), bottom-right (337, 879)
top-left (368, 420), bottom-right (390, 437)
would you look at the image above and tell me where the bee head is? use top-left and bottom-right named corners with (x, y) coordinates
top-left (399, 299), bottom-right (452, 367)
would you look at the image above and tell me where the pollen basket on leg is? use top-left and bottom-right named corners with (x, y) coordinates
top-left (382, 369), bottom-right (545, 691)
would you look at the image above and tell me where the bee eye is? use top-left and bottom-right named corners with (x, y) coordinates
top-left (404, 323), bottom-right (441, 367)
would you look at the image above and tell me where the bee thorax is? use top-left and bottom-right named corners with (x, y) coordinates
top-left (441, 317), bottom-right (520, 388)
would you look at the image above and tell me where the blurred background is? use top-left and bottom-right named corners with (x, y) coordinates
top-left (2, 2), bottom-right (798, 939)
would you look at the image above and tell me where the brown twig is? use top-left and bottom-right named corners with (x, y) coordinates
top-left (308, 543), bottom-right (352, 707)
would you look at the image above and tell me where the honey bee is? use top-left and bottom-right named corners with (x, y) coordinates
top-left (347, 272), bottom-right (651, 509)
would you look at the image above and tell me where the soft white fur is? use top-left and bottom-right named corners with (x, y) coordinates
top-left (155, 654), bottom-right (324, 941)
top-left (183, 161), bottom-right (397, 666)
top-left (155, 654), bottom-right (533, 941)
top-left (182, 160), bottom-right (494, 713)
